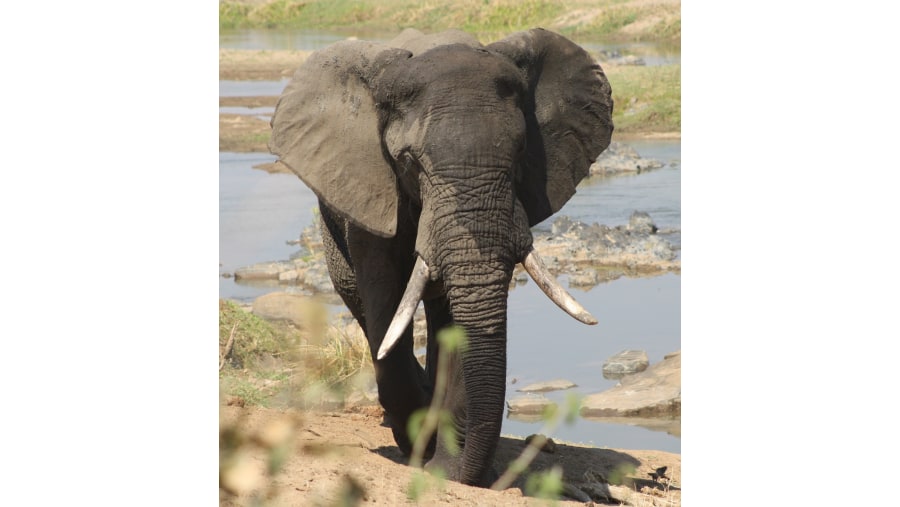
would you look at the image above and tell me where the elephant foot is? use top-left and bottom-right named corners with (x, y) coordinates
top-left (424, 454), bottom-right (498, 488)
top-left (386, 414), bottom-right (436, 458)
top-left (390, 425), bottom-right (414, 456)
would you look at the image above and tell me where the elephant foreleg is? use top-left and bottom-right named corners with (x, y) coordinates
top-left (319, 205), bottom-right (367, 330)
top-left (344, 223), bottom-right (430, 457)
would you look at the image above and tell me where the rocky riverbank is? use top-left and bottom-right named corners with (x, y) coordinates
top-left (228, 209), bottom-right (680, 297)
top-left (506, 350), bottom-right (681, 436)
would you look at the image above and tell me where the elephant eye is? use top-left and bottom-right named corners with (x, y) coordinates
top-left (399, 150), bottom-right (420, 173)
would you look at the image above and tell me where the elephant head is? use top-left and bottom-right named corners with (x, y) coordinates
top-left (270, 28), bottom-right (613, 487)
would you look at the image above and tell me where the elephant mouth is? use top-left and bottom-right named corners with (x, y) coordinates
top-left (376, 247), bottom-right (597, 359)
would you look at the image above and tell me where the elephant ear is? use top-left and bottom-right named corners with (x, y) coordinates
top-left (488, 28), bottom-right (614, 226)
top-left (270, 41), bottom-right (411, 237)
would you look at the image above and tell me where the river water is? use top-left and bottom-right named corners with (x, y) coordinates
top-left (219, 29), bottom-right (681, 453)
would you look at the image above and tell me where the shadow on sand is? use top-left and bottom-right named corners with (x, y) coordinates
top-left (371, 434), bottom-right (677, 496)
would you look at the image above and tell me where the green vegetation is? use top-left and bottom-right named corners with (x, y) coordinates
top-left (219, 0), bottom-right (681, 43)
top-left (219, 299), bottom-right (294, 368)
top-left (220, 0), bottom-right (374, 31)
top-left (606, 64), bottom-right (681, 134)
top-left (566, 2), bottom-right (681, 41)
top-left (219, 299), bottom-right (372, 408)
top-left (456, 0), bottom-right (564, 37)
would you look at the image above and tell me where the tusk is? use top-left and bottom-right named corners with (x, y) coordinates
top-left (522, 248), bottom-right (598, 325)
top-left (377, 257), bottom-right (430, 360)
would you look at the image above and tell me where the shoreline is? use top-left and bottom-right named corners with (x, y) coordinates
top-left (218, 48), bottom-right (681, 149)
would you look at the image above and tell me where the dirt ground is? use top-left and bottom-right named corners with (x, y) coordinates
top-left (219, 46), bottom-right (681, 505)
top-left (220, 404), bottom-right (680, 506)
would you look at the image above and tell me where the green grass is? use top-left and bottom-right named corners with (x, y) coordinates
top-left (455, 0), bottom-right (565, 38)
top-left (247, 132), bottom-right (270, 144)
top-left (218, 299), bottom-right (373, 408)
top-left (652, 17), bottom-right (680, 41)
top-left (220, 376), bottom-right (271, 406)
top-left (606, 64), bottom-right (681, 134)
top-left (220, 0), bottom-right (376, 30)
top-left (559, 2), bottom-right (681, 42)
top-left (219, 1), bottom-right (253, 29)
top-left (218, 0), bottom-right (680, 43)
top-left (571, 6), bottom-right (638, 37)
top-left (219, 299), bottom-right (296, 368)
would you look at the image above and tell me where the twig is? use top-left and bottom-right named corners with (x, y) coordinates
top-left (220, 323), bottom-right (237, 371)
top-left (408, 339), bottom-right (452, 470)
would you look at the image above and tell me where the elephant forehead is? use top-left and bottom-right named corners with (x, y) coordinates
top-left (410, 44), bottom-right (522, 87)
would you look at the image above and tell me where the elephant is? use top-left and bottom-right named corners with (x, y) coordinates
top-left (269, 27), bottom-right (613, 487)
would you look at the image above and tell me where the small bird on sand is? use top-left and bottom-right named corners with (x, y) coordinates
top-left (648, 466), bottom-right (668, 482)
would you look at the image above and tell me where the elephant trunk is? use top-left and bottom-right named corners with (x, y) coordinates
top-left (443, 262), bottom-right (510, 486)
top-left (408, 157), bottom-right (518, 484)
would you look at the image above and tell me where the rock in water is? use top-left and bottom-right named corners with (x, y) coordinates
top-left (583, 351), bottom-right (681, 417)
top-left (506, 395), bottom-right (555, 416)
top-left (627, 211), bottom-right (658, 234)
top-left (589, 141), bottom-right (664, 175)
top-left (602, 349), bottom-right (650, 379)
top-left (516, 379), bottom-right (578, 393)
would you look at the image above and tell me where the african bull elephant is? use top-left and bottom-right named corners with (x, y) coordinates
top-left (270, 27), bottom-right (613, 487)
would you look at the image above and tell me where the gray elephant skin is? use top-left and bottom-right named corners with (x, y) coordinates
top-left (270, 27), bottom-right (613, 487)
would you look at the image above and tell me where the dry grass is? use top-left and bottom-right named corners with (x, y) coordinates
top-left (218, 299), bottom-right (374, 410)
